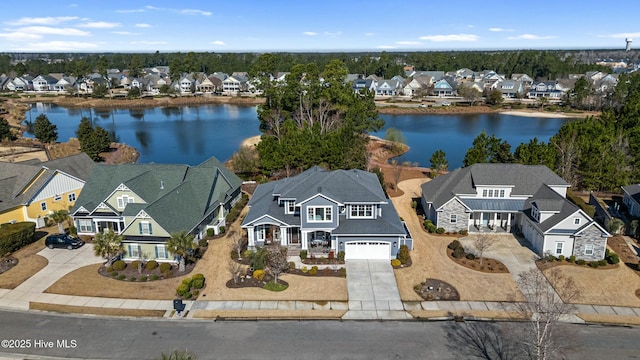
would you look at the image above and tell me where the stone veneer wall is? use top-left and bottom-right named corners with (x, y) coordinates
top-left (573, 224), bottom-right (607, 261)
top-left (437, 198), bottom-right (468, 233)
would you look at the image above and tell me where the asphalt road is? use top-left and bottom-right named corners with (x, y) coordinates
top-left (0, 310), bottom-right (638, 359)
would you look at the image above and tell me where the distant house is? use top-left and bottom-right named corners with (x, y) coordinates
top-left (352, 79), bottom-right (377, 94)
top-left (511, 74), bottom-right (534, 87)
top-left (494, 80), bottom-right (524, 98)
top-left (0, 154), bottom-right (95, 227)
top-left (622, 184), bottom-right (640, 218)
top-left (527, 81), bottom-right (564, 99)
top-left (222, 75), bottom-right (244, 94)
top-left (53, 76), bottom-right (76, 92)
top-left (421, 163), bottom-right (610, 260)
top-left (432, 78), bottom-right (457, 96)
top-left (71, 157), bottom-right (242, 262)
top-left (375, 79), bottom-right (401, 96)
top-left (241, 167), bottom-right (412, 260)
top-left (32, 75), bottom-right (58, 92)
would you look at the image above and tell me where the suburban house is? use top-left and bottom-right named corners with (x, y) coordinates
top-left (71, 157), bottom-right (242, 262)
top-left (494, 80), bottom-right (524, 98)
top-left (241, 167), bottom-right (412, 260)
top-left (527, 81), bottom-right (565, 99)
top-left (622, 184), bottom-right (640, 218)
top-left (375, 79), bottom-right (401, 96)
top-left (0, 153), bottom-right (95, 227)
top-left (432, 78), bottom-right (457, 96)
top-left (421, 163), bottom-right (610, 260)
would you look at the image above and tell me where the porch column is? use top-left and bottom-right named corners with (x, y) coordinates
top-left (506, 213), bottom-right (512, 231)
top-left (331, 238), bottom-right (336, 251)
top-left (301, 231), bottom-right (308, 251)
top-left (280, 226), bottom-right (287, 246)
top-left (247, 226), bottom-right (255, 248)
top-left (493, 213), bottom-right (497, 229)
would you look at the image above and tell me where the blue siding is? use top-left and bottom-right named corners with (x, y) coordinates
top-left (301, 196), bottom-right (338, 229)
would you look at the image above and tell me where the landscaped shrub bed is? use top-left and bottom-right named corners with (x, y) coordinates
top-left (414, 278), bottom-right (460, 301)
top-left (446, 240), bottom-right (509, 273)
top-left (98, 260), bottom-right (196, 281)
top-left (0, 222), bottom-right (36, 257)
top-left (536, 248), bottom-right (620, 271)
top-left (225, 273), bottom-right (289, 291)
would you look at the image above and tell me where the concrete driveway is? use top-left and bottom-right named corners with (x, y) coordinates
top-left (343, 260), bottom-right (410, 319)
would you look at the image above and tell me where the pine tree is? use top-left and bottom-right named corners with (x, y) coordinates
top-left (33, 114), bottom-right (58, 143)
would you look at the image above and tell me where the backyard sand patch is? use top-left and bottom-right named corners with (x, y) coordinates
top-left (542, 264), bottom-right (640, 308)
top-left (30, 302), bottom-right (165, 317)
top-left (391, 178), bottom-right (524, 303)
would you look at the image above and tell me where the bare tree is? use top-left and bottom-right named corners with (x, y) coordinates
top-left (266, 246), bottom-right (289, 284)
top-left (228, 261), bottom-right (244, 285)
top-left (473, 233), bottom-right (496, 265)
top-left (232, 233), bottom-right (246, 260)
top-left (512, 269), bottom-right (579, 360)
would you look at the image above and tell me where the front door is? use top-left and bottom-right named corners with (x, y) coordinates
top-left (481, 213), bottom-right (489, 226)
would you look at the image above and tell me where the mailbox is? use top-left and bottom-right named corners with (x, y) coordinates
top-left (173, 299), bottom-right (185, 313)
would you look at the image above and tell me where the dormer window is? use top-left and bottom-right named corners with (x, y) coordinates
top-left (307, 206), bottom-right (332, 222)
top-left (351, 204), bottom-right (373, 218)
top-left (117, 195), bottom-right (134, 209)
top-left (531, 205), bottom-right (539, 221)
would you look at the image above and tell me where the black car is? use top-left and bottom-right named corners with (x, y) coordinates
top-left (45, 234), bottom-right (84, 250)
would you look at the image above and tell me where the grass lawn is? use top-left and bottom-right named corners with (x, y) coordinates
top-left (391, 178), bottom-right (525, 302)
top-left (30, 302), bottom-right (165, 317)
top-left (0, 229), bottom-right (52, 289)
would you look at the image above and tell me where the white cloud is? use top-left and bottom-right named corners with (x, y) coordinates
top-left (14, 41), bottom-right (98, 51)
top-left (136, 23), bottom-right (152, 28)
top-left (14, 26), bottom-right (90, 36)
top-left (507, 34), bottom-right (556, 40)
top-left (365, 32), bottom-right (375, 37)
top-left (212, 40), bottom-right (226, 45)
top-left (112, 31), bottom-right (139, 35)
top-left (489, 27), bottom-right (514, 32)
top-left (6, 16), bottom-right (78, 26)
top-left (130, 40), bottom-right (168, 45)
top-left (303, 32), bottom-right (317, 36)
top-left (116, 9), bottom-right (145, 13)
top-left (323, 31), bottom-right (342, 36)
top-left (396, 41), bottom-right (421, 45)
top-left (78, 21), bottom-right (121, 28)
top-left (377, 45), bottom-right (396, 49)
top-left (419, 34), bottom-right (479, 42)
top-left (181, 9), bottom-right (212, 16)
top-left (600, 32), bottom-right (640, 39)
top-left (0, 32), bottom-right (42, 41)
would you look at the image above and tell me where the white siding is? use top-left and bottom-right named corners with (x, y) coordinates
top-left (32, 173), bottom-right (84, 202)
top-left (550, 211), bottom-right (591, 231)
top-left (544, 235), bottom-right (575, 258)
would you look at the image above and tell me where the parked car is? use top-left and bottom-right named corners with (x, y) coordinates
top-left (45, 234), bottom-right (84, 250)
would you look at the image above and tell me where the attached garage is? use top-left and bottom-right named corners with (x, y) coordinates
top-left (344, 241), bottom-right (391, 260)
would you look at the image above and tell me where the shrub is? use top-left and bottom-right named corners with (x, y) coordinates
top-left (397, 244), bottom-right (410, 264)
top-left (181, 277), bottom-right (193, 288)
top-left (219, 226), bottom-right (226, 234)
top-left (299, 250), bottom-right (308, 260)
top-left (112, 260), bottom-right (126, 271)
top-left (598, 259), bottom-right (608, 267)
top-left (105, 266), bottom-right (113, 272)
top-left (69, 226), bottom-right (77, 235)
top-left (588, 261), bottom-right (600, 268)
top-left (198, 238), bottom-right (208, 247)
top-left (0, 222), bottom-right (36, 257)
top-left (288, 261), bottom-right (296, 270)
top-left (426, 224), bottom-right (437, 233)
top-left (131, 260), bottom-right (141, 270)
top-left (448, 240), bottom-right (462, 250)
top-left (452, 247), bottom-right (466, 259)
top-left (151, 275), bottom-right (159, 281)
top-left (253, 269), bottom-right (265, 281)
top-left (192, 273), bottom-right (205, 281)
top-left (110, 271), bottom-right (118, 277)
top-left (140, 276), bottom-right (147, 282)
top-left (435, 227), bottom-right (445, 234)
top-left (576, 259), bottom-right (586, 265)
top-left (568, 255), bottom-right (576, 263)
top-left (146, 260), bottom-right (158, 270)
top-left (308, 267), bottom-right (318, 276)
top-left (328, 251), bottom-right (335, 260)
top-left (159, 262), bottom-right (172, 273)
top-left (391, 259), bottom-right (401, 268)
top-left (183, 292), bottom-right (193, 299)
top-left (243, 250), bottom-right (254, 259)
top-left (301, 266), bottom-right (308, 273)
top-left (339, 268), bottom-right (347, 277)
top-left (129, 276), bottom-right (137, 281)
top-left (206, 228), bottom-right (215, 237)
top-left (411, 201), bottom-right (417, 209)
top-left (117, 274), bottom-right (126, 280)
top-left (192, 290), bottom-right (199, 297)
top-left (466, 253), bottom-right (476, 260)
top-left (424, 219), bottom-right (433, 227)
top-left (607, 253), bottom-right (620, 264)
top-left (458, 229), bottom-right (468, 236)
top-left (337, 251), bottom-right (345, 261)
top-left (176, 283), bottom-right (190, 297)
top-left (557, 255), bottom-right (565, 262)
top-left (192, 277), bottom-right (205, 289)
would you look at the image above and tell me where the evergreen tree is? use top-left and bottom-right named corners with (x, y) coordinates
top-left (0, 118), bottom-right (14, 141)
top-left (76, 118), bottom-right (111, 161)
top-left (429, 149), bottom-right (448, 174)
top-left (33, 114), bottom-right (58, 143)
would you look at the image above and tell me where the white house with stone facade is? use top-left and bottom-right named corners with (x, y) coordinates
top-left (421, 163), bottom-right (610, 260)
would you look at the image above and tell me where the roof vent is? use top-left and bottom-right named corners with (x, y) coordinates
top-left (160, 180), bottom-right (164, 190)
top-left (317, 186), bottom-right (322, 193)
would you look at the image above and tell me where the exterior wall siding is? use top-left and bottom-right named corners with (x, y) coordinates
top-left (122, 242), bottom-right (174, 262)
top-left (122, 217), bottom-right (170, 238)
top-left (106, 188), bottom-right (144, 211)
top-left (437, 199), bottom-right (468, 233)
top-left (301, 196), bottom-right (338, 229)
top-left (0, 207), bottom-right (24, 224)
top-left (573, 225), bottom-right (607, 261)
top-left (31, 173), bottom-right (84, 202)
top-left (26, 195), bottom-right (74, 220)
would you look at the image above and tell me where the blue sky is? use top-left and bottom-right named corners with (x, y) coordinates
top-left (1, 1), bottom-right (638, 52)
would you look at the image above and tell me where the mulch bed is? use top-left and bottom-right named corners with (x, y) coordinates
top-left (0, 256), bottom-right (18, 275)
top-left (393, 258), bottom-right (413, 269)
top-left (446, 248), bottom-right (509, 273)
top-left (289, 268), bottom-right (345, 277)
top-left (535, 258), bottom-right (618, 271)
top-left (226, 275), bottom-right (289, 289)
top-left (301, 258), bottom-right (345, 265)
top-left (608, 236), bottom-right (640, 271)
top-left (414, 278), bottom-right (460, 301)
top-left (97, 262), bottom-right (197, 281)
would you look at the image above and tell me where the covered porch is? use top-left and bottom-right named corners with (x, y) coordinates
top-left (247, 223), bottom-right (301, 249)
top-left (461, 198), bottom-right (525, 234)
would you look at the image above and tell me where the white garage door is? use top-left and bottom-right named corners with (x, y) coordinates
top-left (345, 241), bottom-right (390, 260)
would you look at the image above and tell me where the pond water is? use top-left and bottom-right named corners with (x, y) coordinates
top-left (24, 103), bottom-right (570, 168)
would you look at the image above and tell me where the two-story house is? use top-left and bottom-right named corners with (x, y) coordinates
top-left (241, 167), bottom-right (412, 260)
top-left (421, 163), bottom-right (609, 260)
top-left (71, 157), bottom-right (242, 262)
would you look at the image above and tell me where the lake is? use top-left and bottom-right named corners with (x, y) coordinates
top-left (24, 104), bottom-right (570, 168)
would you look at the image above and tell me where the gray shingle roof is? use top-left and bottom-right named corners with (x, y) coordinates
top-left (522, 185), bottom-right (581, 233)
top-left (332, 203), bottom-right (405, 235)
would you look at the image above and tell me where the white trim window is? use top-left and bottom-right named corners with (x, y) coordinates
top-left (140, 221), bottom-right (152, 235)
top-left (285, 200), bottom-right (295, 214)
top-left (574, 218), bottom-right (581, 225)
top-left (68, 193), bottom-right (76, 202)
top-left (584, 244), bottom-right (594, 256)
top-left (41, 202), bottom-right (47, 211)
top-left (78, 219), bottom-right (93, 233)
top-left (307, 206), bottom-right (332, 222)
top-left (350, 204), bottom-right (373, 218)
top-left (532, 206), bottom-right (539, 221)
top-left (450, 214), bottom-right (457, 223)
top-left (129, 244), bottom-right (141, 258)
top-left (156, 245), bottom-right (168, 259)
top-left (117, 195), bottom-right (134, 209)
top-left (555, 242), bottom-right (564, 255)
top-left (256, 225), bottom-right (266, 241)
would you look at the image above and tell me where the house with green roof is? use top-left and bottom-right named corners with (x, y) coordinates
top-left (421, 163), bottom-right (610, 261)
top-left (71, 157), bottom-right (242, 262)
top-left (241, 166), bottom-right (412, 260)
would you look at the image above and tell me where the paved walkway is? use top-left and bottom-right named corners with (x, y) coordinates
top-left (343, 260), bottom-right (411, 320)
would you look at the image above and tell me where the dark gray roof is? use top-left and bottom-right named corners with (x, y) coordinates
top-left (71, 157), bottom-right (241, 234)
top-left (0, 153), bottom-right (95, 212)
top-left (622, 184), bottom-right (640, 204)
top-left (522, 185), bottom-right (580, 233)
top-left (332, 203), bottom-right (405, 236)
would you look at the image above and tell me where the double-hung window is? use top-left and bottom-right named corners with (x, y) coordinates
top-left (78, 219), bottom-right (93, 233)
top-left (307, 206), bottom-right (332, 222)
top-left (68, 193), bottom-right (76, 202)
top-left (139, 221), bottom-right (152, 235)
top-left (117, 195), bottom-right (134, 209)
top-left (450, 214), bottom-right (457, 223)
top-left (584, 244), bottom-right (594, 256)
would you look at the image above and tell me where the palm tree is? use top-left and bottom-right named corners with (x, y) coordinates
top-left (49, 209), bottom-right (69, 234)
top-left (167, 231), bottom-right (195, 272)
top-left (94, 229), bottom-right (125, 266)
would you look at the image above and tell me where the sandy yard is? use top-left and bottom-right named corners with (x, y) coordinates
top-left (391, 178), bottom-right (525, 302)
